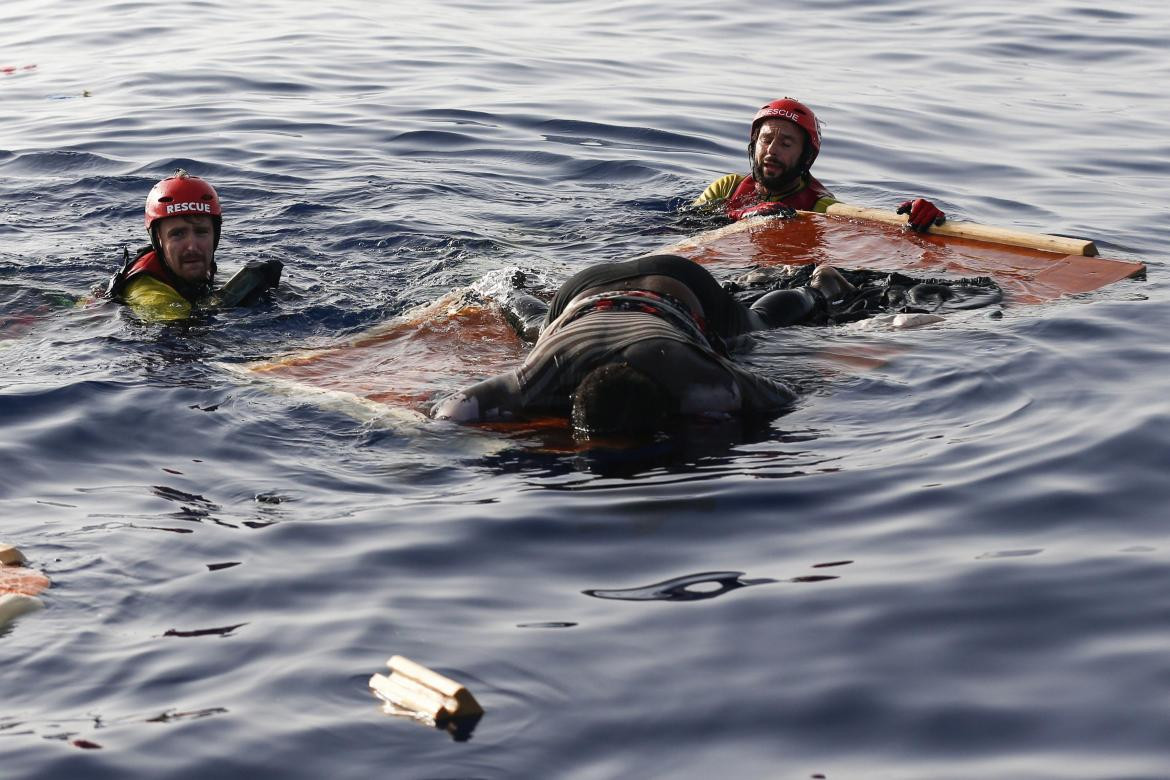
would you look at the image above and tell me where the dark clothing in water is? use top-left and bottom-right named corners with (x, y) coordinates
top-left (432, 255), bottom-right (823, 424)
top-left (728, 264), bottom-right (1003, 323)
top-left (547, 254), bottom-right (824, 339)
top-left (449, 289), bottom-right (797, 420)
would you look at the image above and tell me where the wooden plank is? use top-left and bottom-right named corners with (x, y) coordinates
top-left (369, 655), bottom-right (483, 721)
top-left (823, 203), bottom-right (1100, 256)
top-left (659, 212), bottom-right (1144, 304)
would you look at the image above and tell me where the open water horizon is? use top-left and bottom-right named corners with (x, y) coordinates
top-left (2, 1), bottom-right (1169, 778)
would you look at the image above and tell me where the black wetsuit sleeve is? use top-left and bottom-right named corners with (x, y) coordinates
top-left (498, 291), bottom-right (549, 343)
top-left (747, 286), bottom-right (827, 328)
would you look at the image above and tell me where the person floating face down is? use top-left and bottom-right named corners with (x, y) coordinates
top-left (431, 254), bottom-right (856, 437)
top-left (693, 97), bottom-right (947, 229)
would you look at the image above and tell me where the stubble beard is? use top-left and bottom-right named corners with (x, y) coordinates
top-left (751, 155), bottom-right (802, 194)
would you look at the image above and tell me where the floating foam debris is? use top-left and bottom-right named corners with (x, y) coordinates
top-left (0, 565), bottom-right (50, 597)
top-left (0, 543), bottom-right (27, 565)
top-left (846, 312), bottom-right (947, 331)
top-left (0, 593), bottom-right (44, 628)
top-left (470, 266), bottom-right (555, 301)
top-left (1, 542), bottom-right (50, 599)
top-left (1, 543), bottom-right (51, 629)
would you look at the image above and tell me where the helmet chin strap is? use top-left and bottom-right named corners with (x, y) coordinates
top-left (149, 224), bottom-right (163, 258)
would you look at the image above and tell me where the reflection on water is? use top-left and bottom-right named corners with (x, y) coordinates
top-left (584, 571), bottom-right (778, 601)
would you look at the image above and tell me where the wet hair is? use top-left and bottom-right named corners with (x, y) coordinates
top-left (571, 363), bottom-right (672, 438)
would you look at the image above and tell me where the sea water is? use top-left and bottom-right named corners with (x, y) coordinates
top-left (2, 1), bottom-right (1169, 778)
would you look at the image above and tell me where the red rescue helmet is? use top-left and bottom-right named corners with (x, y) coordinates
top-left (144, 169), bottom-right (222, 250)
top-left (749, 97), bottom-right (822, 170)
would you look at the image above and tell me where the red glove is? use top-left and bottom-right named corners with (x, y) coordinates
top-left (727, 201), bottom-right (797, 222)
top-left (896, 198), bottom-right (945, 232)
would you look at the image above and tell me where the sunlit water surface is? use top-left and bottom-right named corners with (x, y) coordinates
top-left (2, 1), bottom-right (1168, 778)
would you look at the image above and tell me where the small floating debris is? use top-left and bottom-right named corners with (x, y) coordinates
top-left (145, 707), bottom-right (229, 723)
top-left (0, 594), bottom-right (44, 627)
top-left (369, 655), bottom-right (483, 739)
top-left (583, 571), bottom-right (777, 602)
top-left (976, 548), bottom-right (1044, 560)
top-left (163, 623), bottom-right (247, 638)
top-left (0, 543), bottom-right (27, 566)
top-left (1, 543), bottom-right (50, 596)
top-left (789, 575), bottom-right (839, 583)
top-left (0, 566), bottom-right (50, 596)
top-left (1, 542), bottom-right (49, 629)
top-left (847, 312), bottom-right (947, 331)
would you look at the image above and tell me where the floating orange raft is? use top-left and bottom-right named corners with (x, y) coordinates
top-left (234, 207), bottom-right (1146, 416)
top-left (662, 204), bottom-right (1145, 305)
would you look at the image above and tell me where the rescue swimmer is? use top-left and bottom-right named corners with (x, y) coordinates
top-left (694, 97), bottom-right (947, 229)
top-left (106, 169), bottom-right (280, 320)
top-left (432, 254), bottom-right (856, 436)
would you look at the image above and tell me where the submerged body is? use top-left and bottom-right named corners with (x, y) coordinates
top-left (433, 254), bottom-right (840, 431)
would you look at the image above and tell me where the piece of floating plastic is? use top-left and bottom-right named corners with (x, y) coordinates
top-left (1, 542), bottom-right (50, 598)
top-left (847, 312), bottom-right (948, 331)
top-left (0, 593), bottom-right (44, 628)
top-left (369, 655), bottom-right (483, 735)
top-left (1, 542), bottom-right (51, 632)
top-left (1, 543), bottom-right (47, 629)
top-left (0, 565), bottom-right (50, 596)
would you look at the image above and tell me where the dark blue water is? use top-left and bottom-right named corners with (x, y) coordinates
top-left (3, 1), bottom-right (1169, 778)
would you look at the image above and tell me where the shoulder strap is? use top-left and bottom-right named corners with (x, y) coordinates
top-left (104, 245), bottom-right (154, 298)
